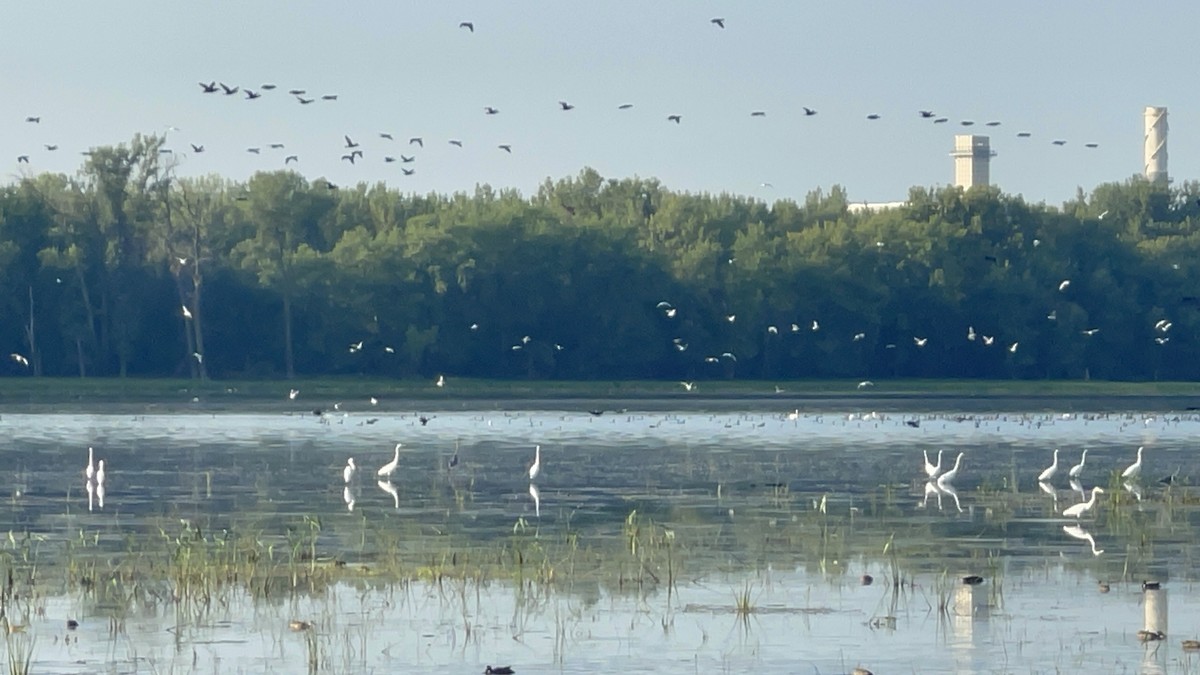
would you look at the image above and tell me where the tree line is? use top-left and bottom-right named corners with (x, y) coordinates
top-left (1, 134), bottom-right (1198, 382)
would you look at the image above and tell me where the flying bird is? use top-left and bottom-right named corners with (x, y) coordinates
top-left (379, 132), bottom-right (394, 140)
top-left (449, 139), bottom-right (463, 147)
top-left (918, 110), bottom-right (935, 118)
top-left (285, 155), bottom-right (298, 164)
top-left (1085, 143), bottom-right (1099, 148)
top-left (559, 100), bottom-right (575, 111)
top-left (1017, 131), bottom-right (1032, 137)
top-left (402, 168), bottom-right (415, 176)
top-left (618, 103), bottom-right (634, 110)
top-left (189, 143), bottom-right (205, 153)
top-left (866, 114), bottom-right (881, 120)
top-left (219, 83), bottom-right (238, 95)
top-left (484, 106), bottom-right (499, 115)
top-left (10, 353), bottom-right (29, 367)
top-left (400, 155), bottom-right (414, 162)
top-left (25, 116), bottom-right (41, 123)
top-left (44, 144), bottom-right (58, 151)
top-left (322, 94), bottom-right (338, 101)
top-left (803, 107), bottom-right (817, 116)
top-left (344, 135), bottom-right (359, 148)
top-left (750, 111), bottom-right (766, 117)
top-left (711, 17), bottom-right (725, 28)
top-left (1058, 279), bottom-right (1071, 292)
top-left (498, 144), bottom-right (512, 153)
top-left (1052, 139), bottom-right (1067, 146)
top-left (199, 82), bottom-right (218, 93)
top-left (261, 84), bottom-right (276, 90)
top-left (409, 137), bottom-right (423, 147)
top-left (296, 96), bottom-right (314, 104)
top-left (17, 155), bottom-right (30, 163)
top-left (288, 89), bottom-right (305, 95)
top-left (459, 21), bottom-right (474, 32)
top-left (667, 115), bottom-right (682, 123)
top-left (244, 90), bottom-right (262, 100)
top-left (246, 147), bottom-right (260, 154)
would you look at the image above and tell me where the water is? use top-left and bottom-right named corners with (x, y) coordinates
top-left (1, 405), bottom-right (1199, 673)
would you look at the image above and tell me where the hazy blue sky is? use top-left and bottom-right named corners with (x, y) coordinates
top-left (1, 1), bottom-right (1196, 205)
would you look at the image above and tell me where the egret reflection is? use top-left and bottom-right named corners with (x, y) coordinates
top-left (343, 486), bottom-right (355, 512)
top-left (1062, 524), bottom-right (1104, 556)
top-left (529, 483), bottom-right (541, 518)
top-left (377, 480), bottom-right (399, 509)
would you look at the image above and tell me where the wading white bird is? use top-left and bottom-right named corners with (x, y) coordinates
top-left (96, 459), bottom-right (106, 485)
top-left (343, 458), bottom-right (356, 483)
top-left (1038, 449), bottom-right (1060, 483)
top-left (937, 452), bottom-right (964, 487)
top-left (1068, 449), bottom-right (1087, 479)
top-left (377, 443), bottom-right (402, 478)
top-left (1063, 487), bottom-right (1104, 519)
top-left (85, 447), bottom-right (95, 481)
top-left (528, 445), bottom-right (542, 481)
top-left (1121, 446), bottom-right (1143, 480)
top-left (923, 449), bottom-right (943, 480)
top-left (182, 305), bottom-right (192, 319)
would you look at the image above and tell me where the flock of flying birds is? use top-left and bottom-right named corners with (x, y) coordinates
top-left (11, 16), bottom-right (1102, 183)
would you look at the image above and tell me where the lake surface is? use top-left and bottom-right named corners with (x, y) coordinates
top-left (1, 404), bottom-right (1199, 673)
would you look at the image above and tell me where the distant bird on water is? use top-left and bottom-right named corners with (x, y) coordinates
top-left (377, 443), bottom-right (402, 478)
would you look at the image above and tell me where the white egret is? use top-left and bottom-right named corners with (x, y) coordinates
top-left (377, 443), bottom-right (402, 478)
top-left (680, 381), bottom-right (695, 392)
top-left (937, 452), bottom-right (964, 487)
top-left (96, 459), bottom-right (106, 485)
top-left (85, 447), bottom-right (95, 481)
top-left (1009, 342), bottom-right (1019, 353)
top-left (436, 375), bottom-right (445, 387)
top-left (913, 336), bottom-right (928, 347)
top-left (967, 326), bottom-right (976, 341)
top-left (9, 353), bottom-right (29, 367)
top-left (343, 486), bottom-right (355, 512)
top-left (1121, 446), bottom-right (1143, 480)
top-left (923, 450), bottom-right (943, 480)
top-left (528, 445), bottom-right (542, 481)
top-left (288, 388), bottom-right (299, 400)
top-left (982, 335), bottom-right (995, 346)
top-left (1062, 487), bottom-right (1104, 519)
top-left (1059, 279), bottom-right (1071, 292)
top-left (811, 320), bottom-right (819, 331)
top-left (1068, 449), bottom-right (1087, 479)
top-left (857, 381), bottom-right (874, 389)
top-left (343, 458), bottom-right (356, 484)
top-left (182, 305), bottom-right (193, 320)
top-left (1037, 449), bottom-right (1060, 483)
top-left (377, 480), bottom-right (399, 509)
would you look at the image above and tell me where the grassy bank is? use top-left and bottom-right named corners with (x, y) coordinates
top-left (0, 376), bottom-right (1196, 406)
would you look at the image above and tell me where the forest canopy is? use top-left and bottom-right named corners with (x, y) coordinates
top-left (2, 134), bottom-right (1197, 382)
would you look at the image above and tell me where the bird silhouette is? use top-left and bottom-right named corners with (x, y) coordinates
top-left (297, 96), bottom-right (314, 104)
top-left (559, 100), bottom-right (575, 111)
top-left (1085, 142), bottom-right (1099, 148)
top-left (803, 107), bottom-right (817, 116)
top-left (285, 155), bottom-right (298, 164)
top-left (344, 135), bottom-right (359, 148)
top-left (867, 114), bottom-right (881, 120)
top-left (711, 17), bottom-right (725, 28)
top-left (499, 144), bottom-right (512, 153)
top-left (342, 153), bottom-right (357, 164)
top-left (384, 156), bottom-right (396, 163)
top-left (400, 155), bottom-right (415, 162)
top-left (199, 82), bottom-right (218, 93)
top-left (667, 115), bottom-right (682, 123)
top-left (484, 106), bottom-right (499, 115)
top-left (618, 103), bottom-right (634, 109)
top-left (379, 132), bottom-right (394, 140)
top-left (322, 94), bottom-right (338, 101)
top-left (986, 121), bottom-right (1001, 126)
top-left (933, 117), bottom-right (948, 123)
top-left (960, 120), bottom-right (975, 126)
top-left (261, 84), bottom-right (276, 90)
top-left (459, 21), bottom-right (474, 32)
top-left (449, 139), bottom-right (463, 147)
top-left (288, 89), bottom-right (305, 95)
top-left (1052, 139), bottom-right (1067, 146)
top-left (750, 111), bottom-right (766, 117)
top-left (246, 147), bottom-right (260, 154)
top-left (1017, 131), bottom-right (1032, 137)
top-left (190, 143), bottom-right (204, 153)
top-left (919, 110), bottom-right (935, 118)
top-left (244, 90), bottom-right (262, 99)
top-left (219, 83), bottom-right (238, 95)
top-left (409, 137), bottom-right (423, 147)
top-left (44, 144), bottom-right (58, 151)
top-left (269, 143), bottom-right (284, 149)
top-left (17, 156), bottom-right (29, 163)
top-left (25, 116), bottom-right (41, 123)
top-left (402, 168), bottom-right (415, 175)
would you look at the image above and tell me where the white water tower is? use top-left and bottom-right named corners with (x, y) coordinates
top-left (951, 135), bottom-right (995, 188)
top-left (1144, 106), bottom-right (1168, 184)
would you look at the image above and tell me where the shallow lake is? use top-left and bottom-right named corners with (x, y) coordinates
top-left (1, 403), bottom-right (1199, 673)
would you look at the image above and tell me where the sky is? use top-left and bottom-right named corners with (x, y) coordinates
top-left (1, 1), bottom-right (1197, 206)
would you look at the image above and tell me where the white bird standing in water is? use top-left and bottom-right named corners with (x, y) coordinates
top-left (1063, 487), bottom-right (1104, 519)
top-left (377, 443), bottom-right (401, 478)
top-left (937, 452), bottom-right (963, 487)
top-left (528, 445), bottom-right (542, 481)
top-left (343, 458), bottom-right (356, 483)
top-left (923, 450), bottom-right (943, 480)
top-left (1068, 449), bottom-right (1087, 479)
top-left (1038, 449), bottom-right (1060, 483)
top-left (1121, 446), bottom-right (1143, 480)
top-left (96, 459), bottom-right (106, 485)
top-left (85, 447), bottom-right (95, 481)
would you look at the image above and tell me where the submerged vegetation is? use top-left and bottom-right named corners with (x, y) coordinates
top-left (1, 137), bottom-right (1199, 382)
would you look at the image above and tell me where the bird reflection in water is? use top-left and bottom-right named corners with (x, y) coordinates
top-left (1124, 481), bottom-right (1143, 502)
top-left (377, 480), bottom-right (399, 509)
top-left (529, 483), bottom-right (541, 518)
top-left (343, 486), bottom-right (355, 512)
top-left (1062, 524), bottom-right (1104, 556)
